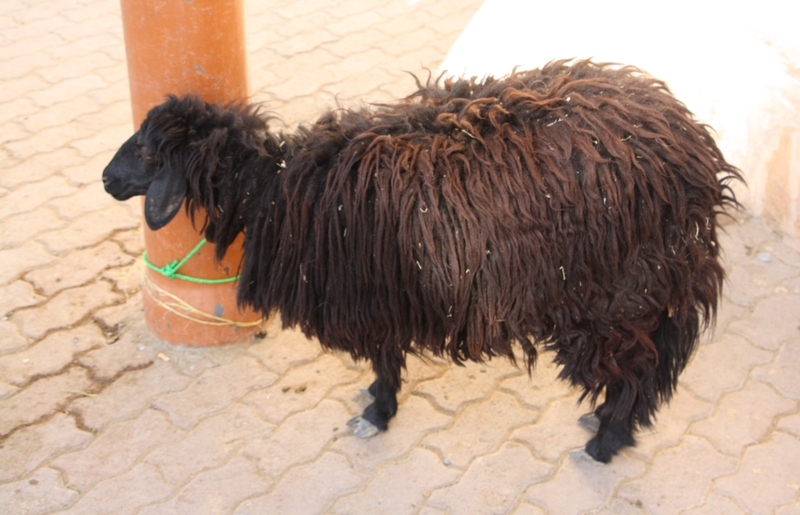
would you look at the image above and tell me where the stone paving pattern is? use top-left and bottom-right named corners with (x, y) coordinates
top-left (1, 0), bottom-right (799, 513)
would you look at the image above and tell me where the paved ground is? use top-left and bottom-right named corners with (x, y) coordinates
top-left (1, 0), bottom-right (799, 513)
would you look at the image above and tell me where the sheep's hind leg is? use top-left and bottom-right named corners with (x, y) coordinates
top-left (347, 375), bottom-right (399, 438)
top-left (584, 382), bottom-right (636, 463)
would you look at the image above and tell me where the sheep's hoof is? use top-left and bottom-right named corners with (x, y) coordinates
top-left (585, 436), bottom-right (614, 463)
top-left (347, 415), bottom-right (380, 438)
top-left (584, 422), bottom-right (635, 463)
top-left (578, 412), bottom-right (600, 432)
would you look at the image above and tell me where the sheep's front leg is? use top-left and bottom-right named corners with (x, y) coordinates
top-left (347, 354), bottom-right (402, 438)
top-left (347, 376), bottom-right (399, 438)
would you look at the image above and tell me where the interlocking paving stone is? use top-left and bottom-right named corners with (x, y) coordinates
top-left (771, 238), bottom-right (800, 267)
top-left (0, 467), bottom-right (79, 515)
top-left (714, 432), bottom-right (800, 514)
top-left (0, 52), bottom-right (58, 81)
top-left (75, 317), bottom-right (158, 381)
top-left (729, 293), bottom-right (800, 350)
top-left (777, 413), bottom-right (800, 436)
top-left (0, 379), bottom-right (19, 400)
top-left (0, 148), bottom-right (85, 188)
top-left (24, 241), bottom-right (133, 296)
top-left (775, 502), bottom-right (800, 515)
top-left (625, 386), bottom-right (714, 462)
top-left (0, 413), bottom-right (91, 483)
top-left (3, 34), bottom-right (64, 69)
top-left (62, 463), bottom-right (175, 515)
top-left (399, 351), bottom-right (450, 388)
top-left (782, 275), bottom-right (800, 294)
top-left (0, 324), bottom-right (104, 386)
top-left (690, 380), bottom-right (797, 456)
top-left (48, 32), bottom-right (122, 61)
top-left (233, 452), bottom-right (367, 515)
top-left (334, 395), bottom-right (451, 472)
top-left (4, 122), bottom-right (94, 161)
top-left (146, 403), bottom-right (269, 485)
top-left (419, 508), bottom-right (449, 515)
top-left (148, 342), bottom-right (230, 379)
top-left (726, 258), bottom-right (800, 307)
top-left (718, 218), bottom-right (781, 266)
top-left (0, 97), bottom-right (39, 128)
top-left (0, 208), bottom-right (66, 251)
top-left (415, 361), bottom-right (520, 414)
top-left (60, 151), bottom-right (118, 186)
top-left (242, 352), bottom-right (357, 424)
top-left (91, 291), bottom-right (143, 329)
top-left (139, 457), bottom-right (273, 515)
top-left (0, 280), bottom-right (45, 317)
top-left (331, 448), bottom-right (461, 515)
top-left (0, 367), bottom-right (93, 438)
top-left (246, 326), bottom-right (322, 375)
top-left (591, 499), bottom-right (648, 515)
top-left (0, 176), bottom-right (78, 220)
top-left (0, 242), bottom-right (55, 287)
top-left (752, 338), bottom-right (800, 399)
top-left (513, 503), bottom-right (548, 515)
top-left (46, 182), bottom-right (120, 221)
top-left (498, 358), bottom-right (574, 410)
top-left (35, 203), bottom-right (139, 253)
top-left (617, 435), bottom-right (739, 515)
top-left (243, 399), bottom-right (349, 478)
top-left (37, 52), bottom-right (117, 85)
top-left (510, 392), bottom-right (594, 463)
top-left (110, 227), bottom-right (145, 256)
top-left (426, 442), bottom-right (553, 515)
top-left (78, 100), bottom-right (131, 132)
top-left (678, 494), bottom-right (746, 515)
top-left (3, 121), bottom-right (29, 147)
top-left (19, 97), bottom-right (101, 133)
top-left (525, 451), bottom-right (647, 514)
top-left (51, 409), bottom-right (184, 492)
top-left (0, 320), bottom-right (30, 355)
top-left (322, 68), bottom-right (399, 100)
top-left (12, 280), bottom-right (122, 340)
top-left (153, 355), bottom-right (276, 429)
top-left (70, 359), bottom-right (192, 431)
top-left (70, 122), bottom-right (131, 159)
top-left (681, 333), bottom-right (773, 402)
top-left (713, 297), bottom-right (749, 333)
top-left (421, 391), bottom-right (537, 468)
top-left (2, 10), bottom-right (61, 34)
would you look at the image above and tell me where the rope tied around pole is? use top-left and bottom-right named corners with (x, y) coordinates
top-left (142, 238), bottom-right (240, 284)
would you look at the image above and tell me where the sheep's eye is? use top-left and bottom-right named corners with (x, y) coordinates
top-left (139, 149), bottom-right (158, 165)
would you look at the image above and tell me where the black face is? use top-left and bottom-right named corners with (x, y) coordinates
top-left (102, 132), bottom-right (150, 201)
top-left (102, 130), bottom-right (188, 230)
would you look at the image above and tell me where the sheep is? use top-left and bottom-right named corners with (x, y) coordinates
top-left (103, 59), bottom-right (742, 463)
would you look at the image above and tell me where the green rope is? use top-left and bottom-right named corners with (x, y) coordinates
top-left (142, 238), bottom-right (240, 284)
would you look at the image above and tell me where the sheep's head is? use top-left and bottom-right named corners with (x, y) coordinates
top-left (103, 95), bottom-right (276, 232)
top-left (102, 126), bottom-right (188, 230)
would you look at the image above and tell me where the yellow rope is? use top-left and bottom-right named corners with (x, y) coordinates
top-left (141, 268), bottom-right (263, 328)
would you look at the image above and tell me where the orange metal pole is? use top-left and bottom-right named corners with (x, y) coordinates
top-left (120, 0), bottom-right (262, 346)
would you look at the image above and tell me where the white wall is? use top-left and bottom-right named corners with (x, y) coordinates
top-left (440, 0), bottom-right (800, 233)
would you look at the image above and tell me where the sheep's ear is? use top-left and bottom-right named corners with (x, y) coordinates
top-left (144, 167), bottom-right (188, 230)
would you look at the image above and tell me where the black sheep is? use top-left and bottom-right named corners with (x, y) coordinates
top-left (103, 59), bottom-right (742, 463)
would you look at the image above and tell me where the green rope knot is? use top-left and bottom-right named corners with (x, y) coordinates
top-left (161, 259), bottom-right (182, 279)
top-left (143, 238), bottom-right (240, 284)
